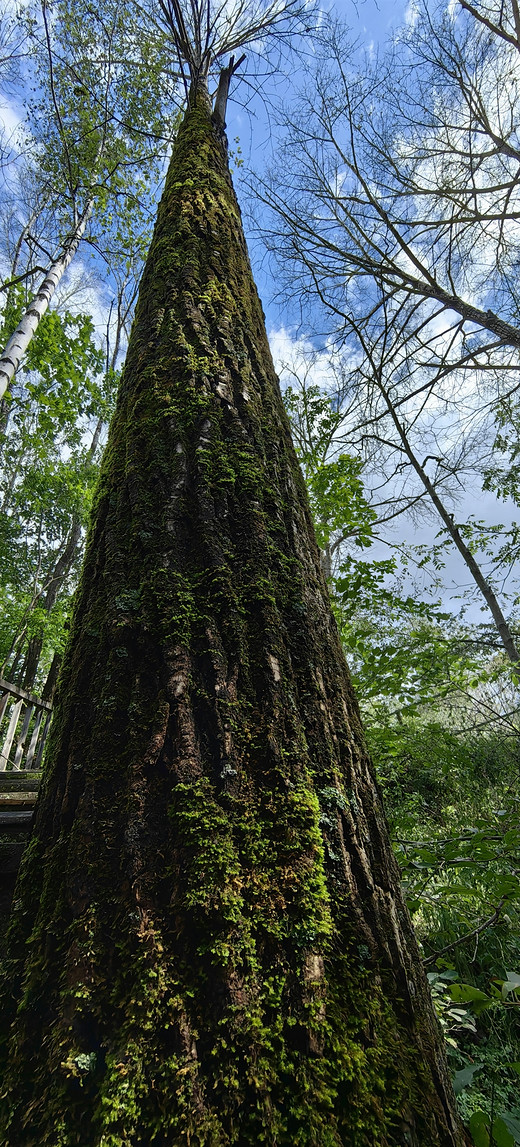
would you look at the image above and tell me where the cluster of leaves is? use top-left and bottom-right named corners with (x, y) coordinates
top-left (429, 968), bottom-right (520, 1146)
top-left (366, 684), bottom-right (520, 1141)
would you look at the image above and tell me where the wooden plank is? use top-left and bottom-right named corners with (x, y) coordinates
top-left (0, 772), bottom-right (41, 792)
top-left (34, 710), bottom-right (52, 770)
top-left (13, 703), bottom-right (34, 769)
top-left (25, 710), bottom-right (43, 771)
top-left (0, 792), bottom-right (37, 806)
top-left (0, 698), bottom-right (23, 770)
top-left (0, 808), bottom-right (33, 827)
top-left (0, 677), bottom-right (52, 711)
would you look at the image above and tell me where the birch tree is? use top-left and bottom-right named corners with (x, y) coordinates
top-left (0, 0), bottom-right (171, 401)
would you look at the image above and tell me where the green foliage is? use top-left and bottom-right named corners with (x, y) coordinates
top-left (0, 294), bottom-right (115, 687)
top-left (371, 719), bottom-right (520, 1136)
top-left (282, 378), bottom-right (512, 713)
top-left (427, 970), bottom-right (477, 1047)
top-left (283, 374), bottom-right (520, 1145)
top-left (22, 0), bottom-right (173, 239)
top-left (283, 383), bottom-right (376, 552)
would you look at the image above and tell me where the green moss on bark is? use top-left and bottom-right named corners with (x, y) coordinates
top-left (0, 93), bottom-right (469, 1146)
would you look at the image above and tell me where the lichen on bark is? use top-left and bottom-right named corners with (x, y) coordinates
top-left (0, 92), bottom-right (470, 1146)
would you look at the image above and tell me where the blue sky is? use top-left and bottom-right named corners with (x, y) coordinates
top-left (219, 1), bottom-right (520, 629)
top-left (225, 0), bottom-right (410, 331)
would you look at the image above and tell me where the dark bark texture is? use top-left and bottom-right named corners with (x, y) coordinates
top-left (0, 95), bottom-right (469, 1147)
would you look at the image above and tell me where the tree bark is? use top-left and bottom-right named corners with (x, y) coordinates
top-left (0, 93), bottom-right (469, 1147)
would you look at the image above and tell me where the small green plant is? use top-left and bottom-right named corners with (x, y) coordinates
top-left (229, 136), bottom-right (243, 172)
top-left (426, 970), bottom-right (477, 1047)
top-left (440, 971), bottom-right (520, 1145)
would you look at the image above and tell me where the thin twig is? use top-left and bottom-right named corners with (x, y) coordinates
top-left (423, 899), bottom-right (508, 967)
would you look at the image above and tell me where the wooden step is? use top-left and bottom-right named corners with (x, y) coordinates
top-left (0, 772), bottom-right (40, 827)
top-left (0, 771), bottom-right (41, 792)
top-left (0, 792), bottom-right (37, 807)
top-left (0, 765), bottom-right (43, 950)
top-left (0, 808), bottom-right (34, 828)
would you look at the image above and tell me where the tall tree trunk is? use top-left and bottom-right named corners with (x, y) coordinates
top-left (40, 650), bottom-right (62, 703)
top-left (0, 209), bottom-right (41, 439)
top-left (17, 517), bottom-right (83, 693)
top-left (0, 92), bottom-right (469, 1147)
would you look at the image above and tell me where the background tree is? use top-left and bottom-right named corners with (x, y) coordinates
top-left (0, 297), bottom-right (112, 691)
top-left (258, 0), bottom-right (520, 664)
top-left (0, 0), bottom-right (173, 399)
top-left (0, 0), bottom-right (177, 689)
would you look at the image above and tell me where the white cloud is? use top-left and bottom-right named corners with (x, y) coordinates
top-left (0, 94), bottom-right (26, 169)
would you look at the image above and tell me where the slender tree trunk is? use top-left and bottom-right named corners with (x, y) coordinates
top-left (378, 379), bottom-right (520, 663)
top-left (0, 200), bottom-right (93, 402)
top-left (40, 650), bottom-right (61, 703)
top-left (15, 416), bottom-right (104, 692)
top-left (0, 92), bottom-right (469, 1147)
top-left (17, 518), bottom-right (83, 693)
top-left (0, 210), bottom-right (41, 437)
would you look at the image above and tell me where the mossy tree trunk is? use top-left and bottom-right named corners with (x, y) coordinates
top-left (0, 90), bottom-right (470, 1147)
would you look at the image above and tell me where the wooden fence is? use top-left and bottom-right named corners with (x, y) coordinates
top-left (0, 677), bottom-right (53, 772)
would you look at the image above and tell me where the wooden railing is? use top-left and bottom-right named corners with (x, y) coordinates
top-left (0, 677), bottom-right (53, 772)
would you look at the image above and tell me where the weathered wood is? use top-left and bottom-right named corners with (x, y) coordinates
top-left (0, 792), bottom-right (37, 806)
top-left (0, 677), bottom-right (52, 711)
top-left (0, 772), bottom-right (41, 792)
top-left (0, 679), bottom-right (53, 771)
top-left (33, 709), bottom-right (52, 770)
top-left (24, 709), bottom-right (44, 771)
top-left (13, 704), bottom-right (35, 769)
top-left (0, 808), bottom-right (34, 827)
top-left (0, 698), bottom-right (23, 770)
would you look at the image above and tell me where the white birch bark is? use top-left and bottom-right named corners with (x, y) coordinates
top-left (0, 200), bottom-right (93, 401)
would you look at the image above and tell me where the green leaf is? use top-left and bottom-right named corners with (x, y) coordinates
top-left (469, 1110), bottom-right (491, 1147)
top-left (491, 1117), bottom-right (516, 1147)
top-left (501, 972), bottom-right (520, 999)
top-left (449, 984), bottom-right (492, 1005)
top-left (453, 1063), bottom-right (484, 1094)
top-left (500, 1112), bottom-right (520, 1142)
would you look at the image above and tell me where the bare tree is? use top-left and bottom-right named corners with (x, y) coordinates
top-left (257, 0), bottom-right (520, 661)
